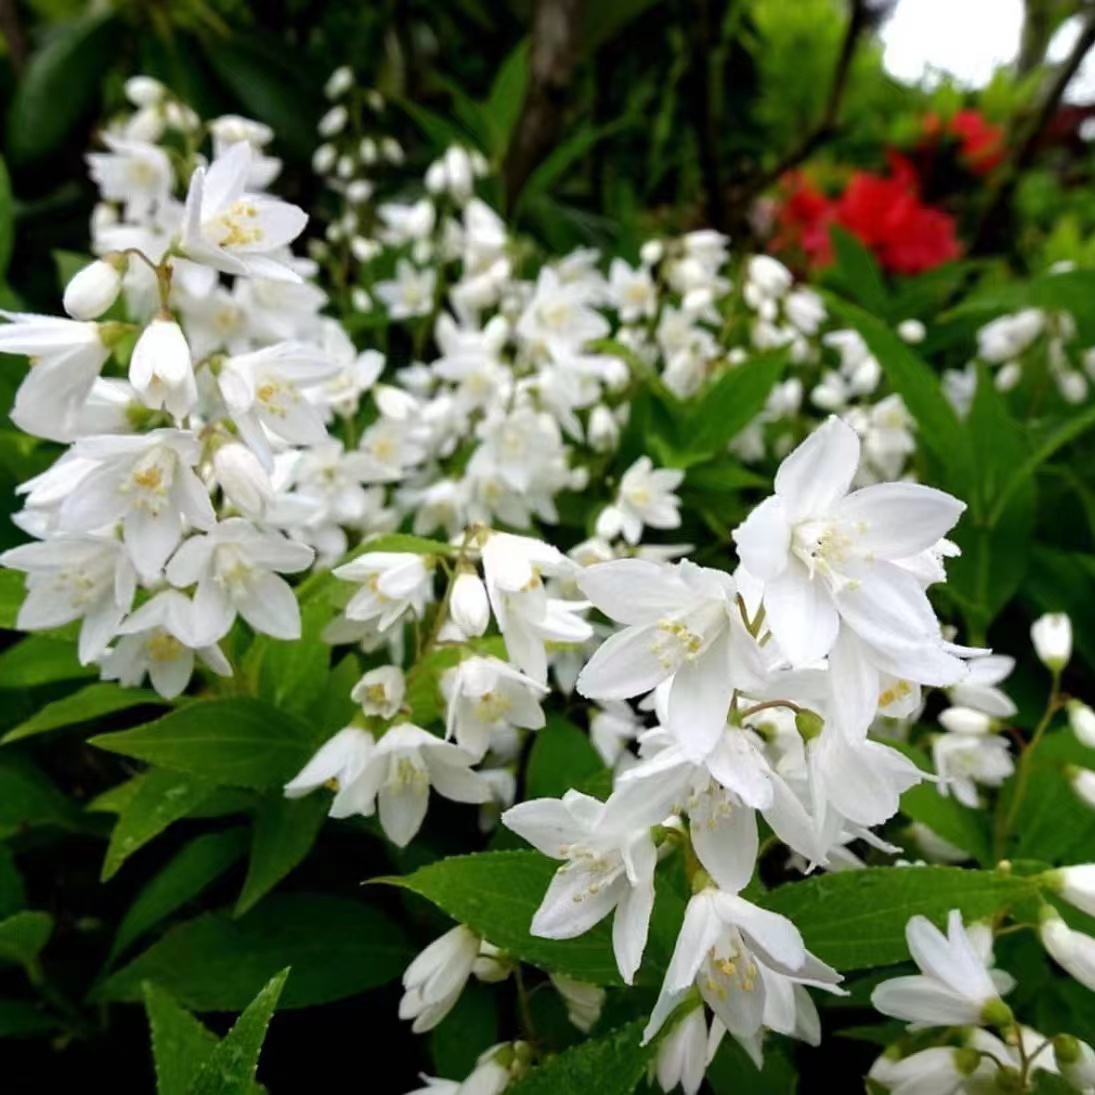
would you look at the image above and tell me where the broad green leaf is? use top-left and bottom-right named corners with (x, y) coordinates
top-left (0, 997), bottom-right (60, 1038)
top-left (96, 895), bottom-right (409, 1010)
top-left (485, 39), bottom-right (530, 156)
top-left (0, 569), bottom-right (24, 629)
top-left (0, 845), bottom-right (25, 918)
top-left (1013, 732), bottom-right (1095, 864)
top-left (144, 982), bottom-right (220, 1095)
top-left (6, 13), bottom-right (118, 163)
top-left (3, 682), bottom-right (167, 744)
top-left (101, 768), bottom-right (220, 882)
top-left (430, 981), bottom-right (500, 1079)
top-left (91, 698), bottom-right (325, 790)
top-left (1023, 547), bottom-right (1095, 671)
top-left (828, 225), bottom-right (889, 314)
top-left (396, 99), bottom-right (483, 153)
top-left (0, 634), bottom-right (97, 688)
top-left (235, 793), bottom-right (329, 916)
top-left (189, 968), bottom-right (288, 1095)
top-left (762, 867), bottom-right (1039, 970)
top-left (385, 851), bottom-right (621, 983)
top-left (110, 830), bottom-right (250, 964)
top-left (675, 352), bottom-right (789, 465)
top-left (0, 911), bottom-right (52, 968)
top-left (683, 459), bottom-right (768, 493)
top-left (0, 752), bottom-right (83, 835)
top-left (252, 599), bottom-right (332, 718)
top-left (356, 533), bottom-right (456, 556)
top-left (707, 1036), bottom-right (798, 1094)
top-left (507, 1019), bottom-right (655, 1095)
top-left (526, 716), bottom-right (607, 801)
top-left (828, 297), bottom-right (975, 498)
top-left (900, 783), bottom-right (992, 866)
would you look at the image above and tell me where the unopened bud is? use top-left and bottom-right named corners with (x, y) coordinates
top-left (450, 572), bottom-right (490, 638)
top-left (1070, 701), bottom-right (1095, 749)
top-left (795, 708), bottom-right (825, 741)
top-left (1031, 612), bottom-right (1072, 672)
top-left (213, 442), bottom-right (274, 515)
top-left (63, 258), bottom-right (124, 320)
top-left (897, 318), bottom-right (926, 344)
top-left (938, 706), bottom-right (995, 735)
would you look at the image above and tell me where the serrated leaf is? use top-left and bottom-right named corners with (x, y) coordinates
top-left (96, 895), bottom-right (409, 1010)
top-left (526, 715), bottom-right (607, 801)
top-left (102, 768), bottom-right (220, 881)
top-left (761, 867), bottom-right (1038, 970)
top-left (0, 911), bottom-right (52, 968)
top-left (91, 698), bottom-right (325, 791)
top-left (110, 830), bottom-right (250, 964)
top-left (0, 634), bottom-right (97, 688)
top-left (3, 682), bottom-right (167, 744)
top-left (144, 982), bottom-right (220, 1095)
top-left (0, 569), bottom-right (24, 629)
top-left (188, 968), bottom-right (288, 1095)
top-left (507, 1019), bottom-right (654, 1095)
top-left (430, 981), bottom-right (500, 1079)
top-left (235, 794), bottom-right (328, 916)
top-left (384, 851), bottom-right (621, 983)
top-left (900, 782), bottom-right (992, 865)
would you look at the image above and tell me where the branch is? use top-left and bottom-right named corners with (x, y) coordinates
top-left (971, 8), bottom-right (1095, 255)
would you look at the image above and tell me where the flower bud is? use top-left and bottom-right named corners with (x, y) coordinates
top-left (124, 75), bottom-right (165, 107)
top-left (795, 708), bottom-right (825, 741)
top-left (1031, 612), bottom-right (1072, 672)
top-left (1046, 864), bottom-right (1095, 918)
top-left (1070, 766), bottom-right (1095, 809)
top-left (746, 254), bottom-right (793, 298)
top-left (995, 361), bottom-right (1023, 391)
top-left (588, 404), bottom-right (619, 453)
top-left (450, 572), bottom-right (490, 638)
top-left (129, 318), bottom-right (196, 419)
top-left (325, 65), bottom-right (354, 99)
top-left (318, 105), bottom-right (348, 137)
top-left (213, 442), bottom-right (274, 515)
top-left (640, 239), bottom-right (664, 266)
top-left (312, 143), bottom-right (337, 175)
top-left (938, 706), bottom-right (995, 735)
top-left (351, 287), bottom-right (373, 313)
top-left (1054, 1034), bottom-right (1095, 1088)
top-left (351, 236), bottom-right (381, 263)
top-left (1070, 701), bottom-right (1095, 749)
top-left (351, 665), bottom-right (405, 718)
top-left (1059, 369), bottom-right (1089, 405)
top-left (63, 258), bottom-right (124, 320)
top-left (897, 318), bottom-right (926, 344)
top-left (1040, 909), bottom-right (1095, 991)
top-left (346, 179), bottom-right (374, 204)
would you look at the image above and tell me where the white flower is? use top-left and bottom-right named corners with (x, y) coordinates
top-left (1047, 865), bottom-right (1095, 919)
top-left (644, 886), bottom-right (840, 1045)
top-left (871, 910), bottom-right (1013, 1027)
top-left (219, 342), bottom-right (339, 467)
top-left (399, 925), bottom-right (481, 1033)
top-left (450, 571), bottom-right (490, 638)
top-left (896, 319), bottom-right (926, 344)
top-left (481, 533), bottom-right (592, 684)
top-left (1056, 1035), bottom-right (1095, 1090)
top-left (124, 75), bottom-right (165, 107)
top-left (576, 558), bottom-right (765, 759)
top-left (63, 258), bottom-right (123, 320)
top-left (1031, 612), bottom-right (1072, 672)
top-left (443, 656), bottom-right (546, 760)
top-left (608, 259), bottom-right (657, 323)
top-left (1041, 910), bottom-right (1095, 991)
top-left (87, 134), bottom-right (173, 220)
top-left (550, 974), bottom-right (605, 1034)
top-left (351, 665), bottom-right (406, 718)
top-left (932, 731), bottom-right (1013, 809)
top-left (319, 722), bottom-right (489, 846)
top-left (1, 311), bottom-right (110, 442)
top-left (1, 535), bottom-right (137, 663)
top-left (503, 789), bottom-right (658, 984)
top-left (325, 66), bottom-right (354, 99)
top-left (334, 551), bottom-right (434, 632)
top-left (213, 442), bottom-right (275, 516)
top-left (164, 518), bottom-right (313, 641)
top-left (596, 457), bottom-right (684, 546)
top-left (59, 430), bottom-right (215, 580)
top-left (938, 706), bottom-right (995, 735)
top-left (284, 726), bottom-right (376, 817)
top-left (99, 590), bottom-right (232, 699)
top-left (977, 309), bottom-right (1044, 363)
top-left (654, 1007), bottom-right (708, 1095)
top-left (516, 267), bottom-right (609, 358)
top-left (590, 701), bottom-right (643, 767)
top-left (129, 318), bottom-right (197, 419)
top-left (868, 1046), bottom-right (989, 1094)
top-left (181, 142), bottom-right (307, 281)
top-left (948, 654), bottom-right (1016, 718)
top-left (1072, 766), bottom-right (1095, 809)
top-left (375, 260), bottom-right (437, 320)
top-left (1070, 701), bottom-right (1095, 749)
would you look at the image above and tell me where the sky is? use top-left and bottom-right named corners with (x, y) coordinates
top-left (880, 0), bottom-right (1095, 102)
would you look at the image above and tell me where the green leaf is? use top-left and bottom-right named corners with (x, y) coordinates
top-left (508, 1020), bottom-right (655, 1095)
top-left (383, 851), bottom-right (623, 984)
top-left (0, 752), bottom-right (83, 835)
top-left (0, 911), bottom-right (52, 969)
top-left (96, 895), bottom-right (409, 1010)
top-left (6, 13), bottom-right (118, 164)
top-left (110, 830), bottom-right (250, 964)
top-left (526, 715), bottom-right (607, 801)
top-left (828, 297), bottom-right (975, 497)
top-left (0, 569), bottom-right (24, 629)
top-left (396, 99), bottom-right (483, 153)
top-left (900, 782), bottom-right (992, 865)
top-left (0, 997), bottom-right (60, 1038)
top-left (484, 39), bottom-right (529, 157)
top-left (1013, 733), bottom-right (1095, 864)
top-left (91, 698), bottom-right (325, 791)
top-left (188, 968), bottom-right (288, 1095)
top-left (144, 982), bottom-right (220, 1095)
top-left (102, 768), bottom-right (221, 882)
top-left (0, 157), bottom-right (13, 282)
top-left (517, 120), bottom-right (630, 210)
top-left (235, 793), bottom-right (328, 916)
top-left (1023, 547), bottom-right (1095, 671)
top-left (677, 352), bottom-right (789, 465)
top-left (0, 845), bottom-right (25, 918)
top-left (357, 533), bottom-right (456, 556)
top-left (828, 225), bottom-right (889, 314)
top-left (430, 981), bottom-right (500, 1079)
top-left (0, 634), bottom-right (97, 688)
top-left (707, 1036), bottom-right (798, 1094)
top-left (251, 599), bottom-right (332, 718)
top-left (762, 867), bottom-right (1039, 970)
top-left (2, 682), bottom-right (167, 744)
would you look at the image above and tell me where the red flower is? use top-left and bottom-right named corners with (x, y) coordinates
top-left (923, 109), bottom-right (1005, 174)
top-left (771, 173), bottom-right (836, 266)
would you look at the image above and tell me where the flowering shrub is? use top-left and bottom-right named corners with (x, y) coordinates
top-left (4, 14), bottom-right (1095, 1094)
